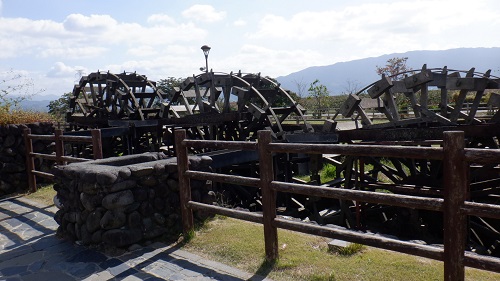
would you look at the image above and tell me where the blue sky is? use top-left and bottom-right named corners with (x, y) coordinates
top-left (1, 0), bottom-right (499, 99)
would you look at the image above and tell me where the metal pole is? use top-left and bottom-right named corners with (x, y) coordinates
top-left (205, 56), bottom-right (209, 73)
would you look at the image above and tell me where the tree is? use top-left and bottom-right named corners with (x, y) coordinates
top-left (157, 77), bottom-right (184, 98)
top-left (292, 78), bottom-right (308, 99)
top-left (376, 57), bottom-right (412, 80)
top-left (0, 70), bottom-right (43, 113)
top-left (344, 79), bottom-right (362, 95)
top-left (376, 57), bottom-right (413, 110)
top-left (308, 79), bottom-right (330, 118)
top-left (48, 92), bottom-right (72, 121)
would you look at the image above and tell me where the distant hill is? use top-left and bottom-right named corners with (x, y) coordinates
top-left (18, 100), bottom-right (52, 112)
top-left (276, 47), bottom-right (500, 95)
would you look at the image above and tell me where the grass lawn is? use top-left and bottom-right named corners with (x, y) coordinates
top-left (182, 216), bottom-right (500, 281)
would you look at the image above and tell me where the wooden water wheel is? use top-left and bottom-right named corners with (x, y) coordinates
top-left (67, 71), bottom-right (166, 129)
top-left (160, 71), bottom-right (312, 142)
top-left (325, 66), bottom-right (500, 256)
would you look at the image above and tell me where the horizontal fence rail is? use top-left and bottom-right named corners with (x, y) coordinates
top-left (23, 128), bottom-right (103, 192)
top-left (174, 129), bottom-right (500, 281)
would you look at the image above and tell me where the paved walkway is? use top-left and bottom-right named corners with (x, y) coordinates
top-left (0, 196), bottom-right (271, 281)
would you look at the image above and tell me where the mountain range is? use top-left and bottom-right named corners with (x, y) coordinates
top-left (276, 47), bottom-right (500, 96)
top-left (18, 47), bottom-right (500, 111)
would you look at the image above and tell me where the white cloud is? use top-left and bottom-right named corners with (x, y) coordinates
top-left (245, 0), bottom-right (500, 64)
top-left (147, 14), bottom-right (176, 26)
top-left (46, 62), bottom-right (86, 78)
top-left (0, 13), bottom-right (207, 61)
top-left (40, 46), bottom-right (108, 59)
top-left (127, 45), bottom-right (158, 57)
top-left (233, 19), bottom-right (246, 27)
top-left (220, 44), bottom-right (324, 77)
top-left (182, 5), bottom-right (226, 23)
top-left (63, 14), bottom-right (117, 32)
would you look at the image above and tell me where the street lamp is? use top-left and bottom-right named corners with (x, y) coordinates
top-left (201, 45), bottom-right (211, 73)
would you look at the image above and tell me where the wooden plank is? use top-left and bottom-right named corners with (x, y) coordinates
top-left (55, 129), bottom-right (64, 165)
top-left (32, 170), bottom-right (55, 180)
top-left (464, 252), bottom-right (500, 273)
top-left (403, 68), bottom-right (433, 89)
top-left (274, 218), bottom-right (443, 261)
top-left (23, 128), bottom-right (37, 193)
top-left (267, 143), bottom-right (443, 160)
top-left (383, 91), bottom-right (400, 121)
top-left (174, 129), bottom-right (194, 235)
top-left (183, 139), bottom-right (258, 151)
top-left (339, 94), bottom-right (361, 117)
top-left (187, 201), bottom-right (263, 224)
top-left (185, 170), bottom-right (260, 187)
top-left (27, 134), bottom-right (55, 141)
top-left (258, 130), bottom-right (278, 261)
top-left (60, 156), bottom-right (90, 163)
top-left (59, 135), bottom-right (93, 143)
top-left (461, 201), bottom-right (500, 220)
top-left (442, 131), bottom-right (468, 281)
top-left (91, 129), bottom-right (103, 159)
top-left (30, 153), bottom-right (57, 161)
top-left (449, 68), bottom-right (476, 122)
top-left (271, 181), bottom-right (443, 212)
top-left (464, 148), bottom-right (500, 164)
top-left (367, 76), bottom-right (393, 98)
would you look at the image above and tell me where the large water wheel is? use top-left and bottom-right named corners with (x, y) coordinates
top-left (160, 71), bottom-right (312, 142)
top-left (326, 66), bottom-right (500, 256)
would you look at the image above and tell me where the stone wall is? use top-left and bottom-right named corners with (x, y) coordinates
top-left (52, 152), bottom-right (213, 251)
top-left (0, 122), bottom-right (54, 196)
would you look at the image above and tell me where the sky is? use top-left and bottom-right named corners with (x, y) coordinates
top-left (0, 0), bottom-right (499, 100)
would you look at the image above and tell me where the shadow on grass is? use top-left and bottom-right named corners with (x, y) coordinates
top-left (252, 258), bottom-right (276, 280)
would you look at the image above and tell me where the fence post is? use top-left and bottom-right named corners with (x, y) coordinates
top-left (442, 131), bottom-right (468, 281)
top-left (91, 129), bottom-right (103, 159)
top-left (174, 129), bottom-right (194, 235)
top-left (258, 130), bottom-right (278, 261)
top-left (55, 129), bottom-right (64, 165)
top-left (23, 128), bottom-right (37, 193)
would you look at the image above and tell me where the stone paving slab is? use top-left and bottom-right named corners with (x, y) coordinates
top-left (0, 196), bottom-right (272, 281)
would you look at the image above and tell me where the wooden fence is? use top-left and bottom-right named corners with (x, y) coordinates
top-left (23, 128), bottom-right (103, 192)
top-left (174, 129), bottom-right (500, 281)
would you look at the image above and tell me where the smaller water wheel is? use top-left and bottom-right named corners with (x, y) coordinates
top-left (67, 71), bottom-right (166, 129)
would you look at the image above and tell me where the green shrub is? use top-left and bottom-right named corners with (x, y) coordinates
top-left (328, 243), bottom-right (365, 256)
top-left (321, 163), bottom-right (337, 182)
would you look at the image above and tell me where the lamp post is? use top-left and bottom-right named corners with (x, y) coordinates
top-left (201, 45), bottom-right (211, 73)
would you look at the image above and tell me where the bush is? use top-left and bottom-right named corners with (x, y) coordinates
top-left (0, 108), bottom-right (53, 126)
top-left (321, 164), bottom-right (337, 181)
top-left (328, 243), bottom-right (365, 256)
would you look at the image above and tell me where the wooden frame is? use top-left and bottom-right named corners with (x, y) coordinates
top-left (174, 129), bottom-right (500, 280)
top-left (23, 128), bottom-right (103, 192)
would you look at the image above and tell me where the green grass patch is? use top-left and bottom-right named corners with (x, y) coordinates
top-left (321, 163), bottom-right (336, 182)
top-left (182, 216), bottom-right (500, 281)
top-left (24, 184), bottom-right (56, 206)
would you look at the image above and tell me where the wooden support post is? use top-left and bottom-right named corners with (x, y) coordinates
top-left (174, 129), bottom-right (194, 236)
top-left (55, 129), bottom-right (64, 165)
top-left (443, 131), bottom-right (468, 281)
top-left (23, 128), bottom-right (37, 193)
top-left (258, 130), bottom-right (278, 261)
top-left (91, 129), bottom-right (103, 159)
